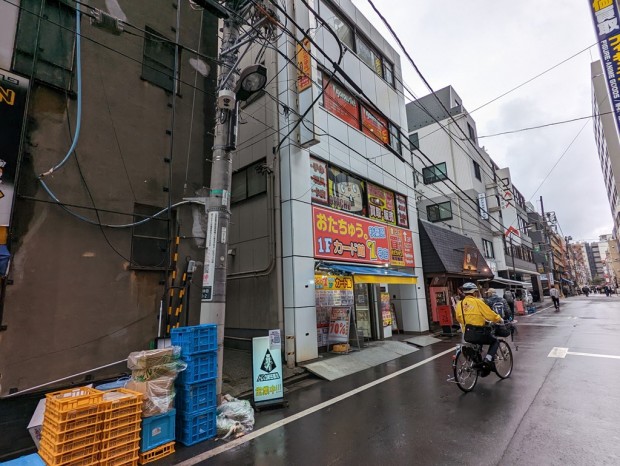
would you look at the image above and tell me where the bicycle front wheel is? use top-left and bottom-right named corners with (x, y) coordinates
top-left (494, 340), bottom-right (513, 379)
top-left (454, 349), bottom-right (478, 392)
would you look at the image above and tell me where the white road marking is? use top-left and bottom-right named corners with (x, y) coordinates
top-left (548, 347), bottom-right (568, 358)
top-left (175, 347), bottom-right (456, 465)
top-left (567, 351), bottom-right (620, 360)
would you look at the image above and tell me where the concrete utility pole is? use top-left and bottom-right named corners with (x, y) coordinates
top-left (198, 1), bottom-right (270, 400)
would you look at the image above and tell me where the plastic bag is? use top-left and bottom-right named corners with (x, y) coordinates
top-left (216, 395), bottom-right (255, 439)
top-left (132, 360), bottom-right (187, 382)
top-left (126, 377), bottom-right (176, 417)
top-left (127, 347), bottom-right (181, 370)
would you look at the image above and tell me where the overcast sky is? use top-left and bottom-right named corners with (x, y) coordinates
top-left (353, 0), bottom-right (612, 243)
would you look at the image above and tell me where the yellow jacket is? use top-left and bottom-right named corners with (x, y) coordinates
top-left (455, 295), bottom-right (502, 330)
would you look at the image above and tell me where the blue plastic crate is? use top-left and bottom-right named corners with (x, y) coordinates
top-left (176, 351), bottom-right (217, 385)
top-left (140, 409), bottom-right (176, 452)
top-left (175, 379), bottom-right (217, 414)
top-left (1, 453), bottom-right (45, 465)
top-left (171, 324), bottom-right (217, 356)
top-left (176, 409), bottom-right (217, 446)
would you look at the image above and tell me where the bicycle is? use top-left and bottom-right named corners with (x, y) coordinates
top-left (450, 322), bottom-right (517, 393)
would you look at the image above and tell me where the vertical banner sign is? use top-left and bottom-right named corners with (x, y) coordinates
top-left (367, 182), bottom-right (396, 225)
top-left (395, 193), bottom-right (409, 228)
top-left (589, 0), bottom-right (620, 131)
top-left (309, 157), bottom-right (328, 204)
top-left (0, 69), bottom-right (29, 226)
top-left (361, 105), bottom-right (389, 145)
top-left (296, 38), bottom-right (312, 92)
top-left (380, 293), bottom-right (392, 327)
top-left (478, 192), bottom-right (489, 220)
top-left (202, 211), bottom-right (218, 301)
top-left (252, 336), bottom-right (283, 405)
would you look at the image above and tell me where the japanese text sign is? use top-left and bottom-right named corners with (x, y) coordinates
top-left (323, 77), bottom-right (359, 128)
top-left (296, 38), bottom-right (312, 92)
top-left (589, 0), bottom-right (620, 131)
top-left (310, 157), bottom-right (328, 204)
top-left (252, 336), bottom-right (284, 404)
top-left (367, 182), bottom-right (396, 225)
top-left (395, 193), bottom-right (409, 228)
top-left (312, 205), bottom-right (414, 267)
top-left (361, 105), bottom-right (389, 145)
top-left (327, 306), bottom-right (351, 343)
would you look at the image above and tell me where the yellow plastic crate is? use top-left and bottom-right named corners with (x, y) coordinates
top-left (101, 388), bottom-right (143, 411)
top-left (139, 441), bottom-right (175, 465)
top-left (101, 412), bottom-right (141, 431)
top-left (44, 402), bottom-right (105, 423)
top-left (99, 429), bottom-right (141, 451)
top-left (100, 403), bottom-right (142, 421)
top-left (100, 453), bottom-right (139, 466)
top-left (39, 433), bottom-right (99, 455)
top-left (42, 412), bottom-right (102, 434)
top-left (45, 387), bottom-right (103, 413)
top-left (41, 423), bottom-right (101, 445)
top-left (99, 439), bottom-right (140, 461)
top-left (38, 441), bottom-right (98, 466)
top-left (100, 422), bottom-right (141, 442)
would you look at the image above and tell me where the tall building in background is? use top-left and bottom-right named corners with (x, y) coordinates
top-left (591, 60), bottom-right (620, 236)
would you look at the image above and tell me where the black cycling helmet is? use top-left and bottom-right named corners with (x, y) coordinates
top-left (461, 282), bottom-right (478, 294)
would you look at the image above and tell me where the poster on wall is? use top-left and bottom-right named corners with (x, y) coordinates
top-left (322, 77), bottom-right (359, 128)
top-left (0, 69), bottom-right (29, 226)
top-left (380, 293), bottom-right (392, 327)
top-left (361, 105), bottom-right (389, 145)
top-left (312, 205), bottom-right (415, 267)
top-left (462, 245), bottom-right (479, 272)
top-left (315, 274), bottom-right (354, 347)
top-left (310, 157), bottom-right (328, 204)
top-left (296, 38), bottom-right (312, 92)
top-left (395, 193), bottom-right (409, 228)
top-left (388, 227), bottom-right (415, 267)
top-left (327, 166), bottom-right (365, 215)
top-left (367, 182), bottom-right (396, 225)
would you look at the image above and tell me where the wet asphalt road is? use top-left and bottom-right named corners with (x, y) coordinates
top-left (167, 295), bottom-right (620, 466)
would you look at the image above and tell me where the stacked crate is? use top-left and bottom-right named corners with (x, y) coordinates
top-left (38, 386), bottom-right (143, 466)
top-left (171, 324), bottom-right (218, 446)
top-left (98, 388), bottom-right (143, 466)
top-left (38, 387), bottom-right (104, 466)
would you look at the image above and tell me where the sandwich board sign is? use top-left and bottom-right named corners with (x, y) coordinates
top-left (252, 332), bottom-right (285, 409)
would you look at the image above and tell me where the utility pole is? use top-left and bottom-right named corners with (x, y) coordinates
top-left (197, 1), bottom-right (270, 401)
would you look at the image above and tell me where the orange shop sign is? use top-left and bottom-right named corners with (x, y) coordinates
top-left (312, 205), bottom-right (414, 267)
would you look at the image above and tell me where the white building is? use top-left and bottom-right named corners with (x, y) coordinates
top-left (227, 0), bottom-right (428, 363)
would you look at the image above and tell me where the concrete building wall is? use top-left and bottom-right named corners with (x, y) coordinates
top-left (0, 1), bottom-right (218, 395)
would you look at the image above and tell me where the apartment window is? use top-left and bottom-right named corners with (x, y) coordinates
top-left (130, 204), bottom-right (169, 270)
top-left (427, 201), bottom-right (452, 222)
top-left (13, 0), bottom-right (75, 89)
top-left (482, 239), bottom-right (495, 258)
top-left (467, 122), bottom-right (476, 142)
top-left (356, 37), bottom-right (382, 76)
top-left (319, 0), bottom-right (354, 49)
top-left (142, 26), bottom-right (177, 92)
top-left (383, 60), bottom-right (394, 86)
top-left (388, 123), bottom-right (401, 154)
top-left (473, 160), bottom-right (481, 181)
top-left (423, 162), bottom-right (447, 184)
top-left (231, 161), bottom-right (267, 203)
top-left (409, 133), bottom-right (419, 151)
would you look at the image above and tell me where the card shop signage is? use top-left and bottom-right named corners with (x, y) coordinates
top-left (312, 205), bottom-right (414, 267)
top-left (361, 105), bottom-right (389, 145)
top-left (0, 69), bottom-right (29, 226)
top-left (327, 166), bottom-right (365, 215)
top-left (367, 182), bottom-right (396, 225)
top-left (252, 335), bottom-right (283, 404)
top-left (310, 157), bottom-right (328, 204)
top-left (589, 0), bottom-right (620, 131)
top-left (323, 77), bottom-right (359, 128)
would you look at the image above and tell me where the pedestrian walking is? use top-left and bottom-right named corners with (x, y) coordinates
top-left (550, 286), bottom-right (560, 311)
top-left (503, 289), bottom-right (515, 319)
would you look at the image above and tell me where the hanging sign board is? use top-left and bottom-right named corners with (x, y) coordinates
top-left (252, 335), bottom-right (284, 406)
top-left (367, 182), bottom-right (396, 225)
top-left (310, 157), bottom-right (328, 204)
top-left (0, 69), bottom-right (29, 226)
top-left (202, 211), bottom-right (218, 301)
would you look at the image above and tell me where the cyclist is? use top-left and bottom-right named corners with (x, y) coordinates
top-left (485, 288), bottom-right (511, 321)
top-left (455, 282), bottom-right (504, 376)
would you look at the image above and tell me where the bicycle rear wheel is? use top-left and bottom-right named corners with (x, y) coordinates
top-left (494, 340), bottom-right (513, 379)
top-left (454, 348), bottom-right (478, 392)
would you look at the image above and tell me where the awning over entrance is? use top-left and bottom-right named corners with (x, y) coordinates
top-left (418, 220), bottom-right (493, 279)
top-left (325, 264), bottom-right (417, 285)
top-left (480, 277), bottom-right (532, 289)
